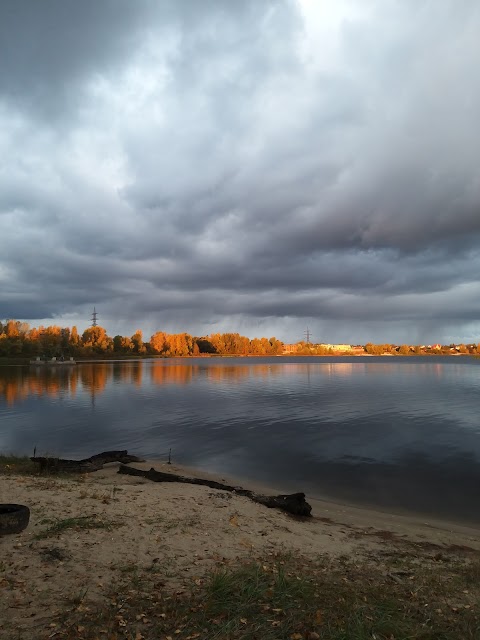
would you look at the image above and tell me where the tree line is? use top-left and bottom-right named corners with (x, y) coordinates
top-left (1, 319), bottom-right (478, 358)
top-left (0, 320), bottom-right (285, 358)
top-left (363, 342), bottom-right (480, 355)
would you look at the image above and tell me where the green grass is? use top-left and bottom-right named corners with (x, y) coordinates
top-left (47, 552), bottom-right (480, 640)
top-left (34, 515), bottom-right (120, 540)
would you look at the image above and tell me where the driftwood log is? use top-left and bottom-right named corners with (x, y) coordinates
top-left (118, 464), bottom-right (312, 517)
top-left (31, 450), bottom-right (144, 474)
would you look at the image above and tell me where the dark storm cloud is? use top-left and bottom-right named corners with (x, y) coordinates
top-left (1, 0), bottom-right (480, 343)
top-left (0, 1), bottom-right (156, 120)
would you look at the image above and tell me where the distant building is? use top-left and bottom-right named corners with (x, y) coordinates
top-left (283, 342), bottom-right (354, 354)
top-left (320, 344), bottom-right (352, 352)
top-left (283, 344), bottom-right (298, 353)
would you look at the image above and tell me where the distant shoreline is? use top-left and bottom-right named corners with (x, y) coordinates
top-left (0, 352), bottom-right (476, 365)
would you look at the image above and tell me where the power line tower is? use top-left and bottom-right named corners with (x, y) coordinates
top-left (91, 307), bottom-right (98, 327)
top-left (304, 327), bottom-right (311, 344)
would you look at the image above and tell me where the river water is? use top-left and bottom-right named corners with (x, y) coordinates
top-left (1, 356), bottom-right (480, 524)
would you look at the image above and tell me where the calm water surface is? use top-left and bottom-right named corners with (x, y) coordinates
top-left (1, 356), bottom-right (480, 524)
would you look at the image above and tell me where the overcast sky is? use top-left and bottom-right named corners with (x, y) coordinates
top-left (1, 0), bottom-right (480, 344)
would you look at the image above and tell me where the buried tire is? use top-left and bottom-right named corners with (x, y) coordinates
top-left (0, 504), bottom-right (30, 535)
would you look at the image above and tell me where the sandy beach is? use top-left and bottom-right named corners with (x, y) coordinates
top-left (1, 461), bottom-right (480, 639)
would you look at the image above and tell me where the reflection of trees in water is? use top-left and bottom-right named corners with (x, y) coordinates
top-left (69, 371), bottom-right (78, 397)
top-left (149, 363), bottom-right (289, 386)
top-left (131, 362), bottom-right (142, 387)
top-left (0, 359), bottom-right (419, 406)
top-left (79, 364), bottom-right (109, 393)
top-left (114, 362), bottom-right (133, 383)
top-left (0, 367), bottom-right (78, 406)
top-left (206, 365), bottom-right (266, 382)
top-left (150, 364), bottom-right (197, 385)
top-left (0, 374), bottom-right (29, 405)
top-left (8, 360), bottom-right (441, 405)
top-left (111, 361), bottom-right (145, 386)
top-left (0, 364), bottom-right (115, 406)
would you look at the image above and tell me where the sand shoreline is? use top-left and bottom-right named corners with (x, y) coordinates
top-left (2, 460), bottom-right (480, 638)
top-left (5, 456), bottom-right (480, 542)
top-left (145, 457), bottom-right (480, 536)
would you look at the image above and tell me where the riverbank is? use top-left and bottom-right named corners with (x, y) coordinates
top-left (2, 459), bottom-right (480, 639)
top-left (1, 352), bottom-right (477, 366)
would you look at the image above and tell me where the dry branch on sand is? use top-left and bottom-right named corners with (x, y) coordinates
top-left (30, 450), bottom-right (313, 516)
top-left (118, 463), bottom-right (313, 517)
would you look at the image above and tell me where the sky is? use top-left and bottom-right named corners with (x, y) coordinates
top-left (1, 0), bottom-right (480, 345)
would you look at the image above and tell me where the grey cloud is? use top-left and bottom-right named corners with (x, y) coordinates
top-left (1, 0), bottom-right (480, 343)
top-left (0, 1), bottom-right (157, 121)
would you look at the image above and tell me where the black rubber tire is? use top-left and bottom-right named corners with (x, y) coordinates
top-left (0, 504), bottom-right (30, 535)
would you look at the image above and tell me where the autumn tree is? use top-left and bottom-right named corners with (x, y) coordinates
top-left (269, 337), bottom-right (283, 355)
top-left (208, 333), bottom-right (226, 354)
top-left (4, 320), bottom-right (18, 338)
top-left (365, 343), bottom-right (383, 355)
top-left (82, 326), bottom-right (112, 353)
top-left (167, 332), bottom-right (193, 356)
top-left (70, 326), bottom-right (80, 346)
top-left (38, 326), bottom-right (65, 357)
top-left (113, 335), bottom-right (134, 353)
top-left (150, 331), bottom-right (169, 355)
top-left (220, 333), bottom-right (249, 355)
top-left (131, 330), bottom-right (146, 354)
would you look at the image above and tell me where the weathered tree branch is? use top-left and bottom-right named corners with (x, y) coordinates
top-left (118, 464), bottom-right (312, 517)
top-left (30, 450), bottom-right (144, 474)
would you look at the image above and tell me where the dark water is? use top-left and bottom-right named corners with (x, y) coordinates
top-left (1, 356), bottom-right (480, 524)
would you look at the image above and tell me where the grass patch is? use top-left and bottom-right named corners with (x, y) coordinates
top-left (1, 453), bottom-right (88, 481)
top-left (48, 552), bottom-right (480, 640)
top-left (456, 560), bottom-right (480, 586)
top-left (162, 515), bottom-right (199, 532)
top-left (78, 487), bottom-right (120, 503)
top-left (0, 454), bottom-right (38, 475)
top-left (34, 515), bottom-right (120, 540)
